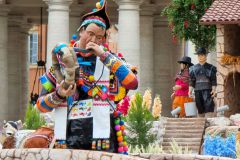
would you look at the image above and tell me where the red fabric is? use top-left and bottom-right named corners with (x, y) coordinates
top-left (174, 78), bottom-right (189, 96)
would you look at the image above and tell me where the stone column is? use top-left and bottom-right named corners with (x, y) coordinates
top-left (139, 4), bottom-right (155, 93)
top-left (8, 16), bottom-right (23, 120)
top-left (0, 6), bottom-right (9, 121)
top-left (114, 0), bottom-right (143, 90)
top-left (19, 23), bottom-right (31, 120)
top-left (69, 5), bottom-right (83, 39)
top-left (44, 0), bottom-right (72, 69)
top-left (153, 14), bottom-right (183, 116)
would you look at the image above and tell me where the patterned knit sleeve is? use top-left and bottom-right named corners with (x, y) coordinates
top-left (36, 70), bottom-right (66, 113)
top-left (36, 91), bottom-right (66, 113)
top-left (100, 52), bottom-right (138, 90)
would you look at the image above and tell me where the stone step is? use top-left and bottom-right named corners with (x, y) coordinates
top-left (163, 146), bottom-right (200, 154)
top-left (163, 138), bottom-right (202, 143)
top-left (162, 118), bottom-right (205, 155)
top-left (166, 118), bottom-right (205, 123)
top-left (165, 125), bottom-right (205, 130)
top-left (162, 145), bottom-right (200, 150)
top-left (163, 133), bottom-right (203, 138)
top-left (162, 141), bottom-right (201, 147)
top-left (166, 121), bottom-right (206, 126)
top-left (165, 129), bottom-right (204, 134)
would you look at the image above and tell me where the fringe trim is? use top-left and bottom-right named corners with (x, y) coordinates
top-left (220, 53), bottom-right (240, 65)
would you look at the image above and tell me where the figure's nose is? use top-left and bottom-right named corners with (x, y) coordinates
top-left (90, 36), bottom-right (97, 43)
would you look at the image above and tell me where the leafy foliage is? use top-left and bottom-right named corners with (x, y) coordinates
top-left (162, 0), bottom-right (216, 50)
top-left (24, 103), bottom-right (46, 130)
top-left (170, 138), bottom-right (192, 154)
top-left (126, 92), bottom-right (156, 148)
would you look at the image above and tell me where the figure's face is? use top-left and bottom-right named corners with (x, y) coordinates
top-left (180, 63), bottom-right (185, 70)
top-left (2, 122), bottom-right (17, 137)
top-left (198, 54), bottom-right (207, 64)
top-left (79, 23), bottom-right (106, 48)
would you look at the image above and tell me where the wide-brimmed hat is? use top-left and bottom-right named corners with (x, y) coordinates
top-left (177, 56), bottom-right (193, 66)
top-left (194, 47), bottom-right (208, 55)
top-left (77, 0), bottom-right (111, 31)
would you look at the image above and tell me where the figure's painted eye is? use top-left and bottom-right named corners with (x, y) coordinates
top-left (6, 133), bottom-right (12, 136)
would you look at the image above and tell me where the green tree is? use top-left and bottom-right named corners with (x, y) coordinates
top-left (126, 93), bottom-right (156, 148)
top-left (162, 0), bottom-right (216, 50)
top-left (24, 103), bottom-right (46, 130)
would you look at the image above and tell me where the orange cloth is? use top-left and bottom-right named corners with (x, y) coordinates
top-left (172, 96), bottom-right (193, 117)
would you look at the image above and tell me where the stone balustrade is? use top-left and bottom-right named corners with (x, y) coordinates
top-left (0, 149), bottom-right (235, 160)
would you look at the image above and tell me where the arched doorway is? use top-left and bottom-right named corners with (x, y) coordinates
top-left (224, 71), bottom-right (240, 117)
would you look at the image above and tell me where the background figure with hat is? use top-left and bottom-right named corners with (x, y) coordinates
top-left (36, 0), bottom-right (138, 153)
top-left (188, 48), bottom-right (217, 118)
top-left (171, 56), bottom-right (193, 117)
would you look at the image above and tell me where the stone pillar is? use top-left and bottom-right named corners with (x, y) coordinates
top-left (114, 0), bottom-right (143, 90)
top-left (0, 6), bottom-right (9, 121)
top-left (69, 5), bottom-right (83, 39)
top-left (153, 15), bottom-right (183, 116)
top-left (139, 4), bottom-right (155, 93)
top-left (19, 23), bottom-right (31, 120)
top-left (8, 16), bottom-right (23, 120)
top-left (44, 0), bottom-right (72, 69)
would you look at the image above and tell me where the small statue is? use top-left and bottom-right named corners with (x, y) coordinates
top-left (189, 48), bottom-right (217, 118)
top-left (171, 56), bottom-right (193, 117)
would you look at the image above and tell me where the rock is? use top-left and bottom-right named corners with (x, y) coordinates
top-left (49, 149), bottom-right (71, 160)
top-left (230, 114), bottom-right (240, 126)
top-left (205, 126), bottom-right (239, 137)
top-left (206, 117), bottom-right (231, 126)
top-left (25, 153), bottom-right (37, 160)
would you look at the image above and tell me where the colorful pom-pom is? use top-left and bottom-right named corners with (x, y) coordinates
top-left (72, 34), bottom-right (77, 40)
top-left (120, 125), bottom-right (125, 130)
top-left (114, 119), bottom-right (120, 125)
top-left (92, 8), bottom-right (97, 12)
top-left (116, 131), bottom-right (122, 137)
top-left (118, 147), bottom-right (124, 153)
top-left (100, 0), bottom-right (104, 6)
top-left (118, 53), bottom-right (123, 58)
top-left (103, 43), bottom-right (109, 49)
top-left (120, 120), bottom-right (124, 125)
top-left (104, 47), bottom-right (108, 51)
top-left (123, 146), bottom-right (128, 152)
top-left (88, 75), bottom-right (95, 82)
top-left (117, 136), bottom-right (123, 142)
top-left (96, 2), bottom-right (101, 9)
top-left (113, 111), bottom-right (118, 118)
top-left (70, 40), bottom-right (75, 44)
top-left (115, 125), bottom-right (120, 131)
top-left (123, 141), bottom-right (127, 146)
